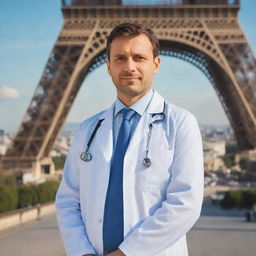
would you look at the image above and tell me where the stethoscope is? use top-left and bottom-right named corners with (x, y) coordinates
top-left (80, 103), bottom-right (166, 168)
top-left (80, 119), bottom-right (104, 162)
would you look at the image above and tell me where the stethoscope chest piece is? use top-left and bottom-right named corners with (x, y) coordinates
top-left (80, 151), bottom-right (92, 162)
top-left (142, 157), bottom-right (151, 168)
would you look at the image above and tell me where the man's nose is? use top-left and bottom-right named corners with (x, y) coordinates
top-left (124, 57), bottom-right (136, 72)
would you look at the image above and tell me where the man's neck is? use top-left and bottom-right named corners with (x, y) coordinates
top-left (117, 89), bottom-right (152, 107)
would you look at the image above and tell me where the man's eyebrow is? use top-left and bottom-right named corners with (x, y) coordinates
top-left (133, 53), bottom-right (147, 57)
top-left (113, 53), bottom-right (126, 57)
top-left (133, 53), bottom-right (150, 59)
top-left (112, 52), bottom-right (149, 59)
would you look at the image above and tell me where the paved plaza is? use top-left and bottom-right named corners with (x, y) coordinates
top-left (0, 203), bottom-right (256, 256)
top-left (188, 202), bottom-right (256, 256)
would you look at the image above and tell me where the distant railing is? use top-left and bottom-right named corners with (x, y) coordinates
top-left (61, 0), bottom-right (240, 6)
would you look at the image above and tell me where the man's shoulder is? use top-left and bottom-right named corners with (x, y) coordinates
top-left (80, 109), bottom-right (108, 129)
top-left (165, 100), bottom-right (197, 127)
top-left (153, 90), bottom-right (195, 125)
top-left (70, 109), bottom-right (109, 144)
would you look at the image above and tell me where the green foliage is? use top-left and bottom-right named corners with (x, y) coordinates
top-left (220, 190), bottom-right (256, 209)
top-left (53, 155), bottom-right (66, 170)
top-left (0, 185), bottom-right (18, 213)
top-left (0, 180), bottom-right (60, 214)
top-left (37, 180), bottom-right (60, 204)
top-left (239, 158), bottom-right (249, 170)
top-left (17, 184), bottom-right (38, 208)
top-left (241, 190), bottom-right (256, 209)
top-left (221, 155), bottom-right (234, 168)
top-left (4, 173), bottom-right (18, 186)
top-left (239, 158), bottom-right (256, 172)
top-left (220, 190), bottom-right (243, 209)
top-left (0, 172), bottom-right (4, 185)
top-left (0, 172), bottom-right (18, 186)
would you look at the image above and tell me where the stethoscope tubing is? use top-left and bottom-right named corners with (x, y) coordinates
top-left (80, 102), bottom-right (166, 167)
top-left (80, 119), bottom-right (104, 162)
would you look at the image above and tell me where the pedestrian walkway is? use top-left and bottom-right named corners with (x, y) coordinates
top-left (0, 213), bottom-right (65, 256)
top-left (0, 203), bottom-right (255, 255)
top-left (187, 202), bottom-right (256, 256)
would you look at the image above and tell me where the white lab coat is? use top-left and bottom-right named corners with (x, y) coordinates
top-left (55, 91), bottom-right (204, 256)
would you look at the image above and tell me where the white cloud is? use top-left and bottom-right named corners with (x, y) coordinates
top-left (0, 86), bottom-right (20, 99)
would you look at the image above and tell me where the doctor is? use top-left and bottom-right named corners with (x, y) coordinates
top-left (55, 22), bottom-right (204, 256)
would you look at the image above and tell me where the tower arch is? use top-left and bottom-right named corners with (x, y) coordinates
top-left (1, 0), bottom-right (255, 174)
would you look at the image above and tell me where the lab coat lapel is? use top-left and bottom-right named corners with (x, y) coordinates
top-left (94, 103), bottom-right (114, 162)
top-left (147, 90), bottom-right (165, 116)
top-left (126, 90), bottom-right (165, 155)
top-left (123, 91), bottom-right (165, 235)
top-left (125, 91), bottom-right (164, 169)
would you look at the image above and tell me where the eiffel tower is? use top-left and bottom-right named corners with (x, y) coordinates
top-left (1, 0), bottom-right (256, 176)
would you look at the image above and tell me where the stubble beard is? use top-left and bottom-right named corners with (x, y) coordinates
top-left (116, 79), bottom-right (146, 99)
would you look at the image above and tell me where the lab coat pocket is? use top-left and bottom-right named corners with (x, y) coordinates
top-left (136, 147), bottom-right (174, 192)
top-left (135, 147), bottom-right (174, 217)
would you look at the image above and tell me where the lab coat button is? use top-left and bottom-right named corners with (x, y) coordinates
top-left (99, 219), bottom-right (103, 223)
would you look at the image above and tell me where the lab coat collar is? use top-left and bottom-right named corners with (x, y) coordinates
top-left (97, 90), bottom-right (165, 121)
top-left (147, 90), bottom-right (165, 115)
top-left (97, 101), bottom-right (115, 120)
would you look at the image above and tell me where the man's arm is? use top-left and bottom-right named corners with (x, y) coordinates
top-left (119, 113), bottom-right (204, 256)
top-left (55, 126), bottom-right (96, 256)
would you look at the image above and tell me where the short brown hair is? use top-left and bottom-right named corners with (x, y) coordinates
top-left (106, 22), bottom-right (160, 60)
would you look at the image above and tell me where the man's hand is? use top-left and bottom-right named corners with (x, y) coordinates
top-left (106, 248), bottom-right (125, 256)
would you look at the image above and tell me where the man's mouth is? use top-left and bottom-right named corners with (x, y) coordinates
top-left (120, 77), bottom-right (140, 80)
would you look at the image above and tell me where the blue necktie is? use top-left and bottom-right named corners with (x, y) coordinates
top-left (103, 108), bottom-right (135, 254)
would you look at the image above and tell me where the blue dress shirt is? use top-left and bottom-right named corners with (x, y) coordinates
top-left (112, 89), bottom-right (154, 153)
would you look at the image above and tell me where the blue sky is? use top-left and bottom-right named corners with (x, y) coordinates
top-left (0, 0), bottom-right (255, 132)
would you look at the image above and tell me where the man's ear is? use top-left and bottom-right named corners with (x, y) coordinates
top-left (107, 59), bottom-right (111, 75)
top-left (153, 56), bottom-right (160, 74)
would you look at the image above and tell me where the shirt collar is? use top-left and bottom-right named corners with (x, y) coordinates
top-left (114, 89), bottom-right (154, 118)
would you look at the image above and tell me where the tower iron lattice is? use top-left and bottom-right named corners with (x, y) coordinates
top-left (1, 0), bottom-right (256, 175)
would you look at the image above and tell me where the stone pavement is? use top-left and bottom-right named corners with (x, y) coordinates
top-left (187, 202), bottom-right (256, 256)
top-left (0, 213), bottom-right (65, 256)
top-left (0, 203), bottom-right (256, 256)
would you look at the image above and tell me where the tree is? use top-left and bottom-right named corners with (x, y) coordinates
top-left (53, 155), bottom-right (66, 170)
top-left (221, 155), bottom-right (234, 168)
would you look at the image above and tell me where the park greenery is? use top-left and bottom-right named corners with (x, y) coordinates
top-left (220, 190), bottom-right (256, 209)
top-left (221, 155), bottom-right (234, 168)
top-left (53, 155), bottom-right (66, 170)
top-left (0, 156), bottom-right (64, 214)
top-left (0, 179), bottom-right (60, 214)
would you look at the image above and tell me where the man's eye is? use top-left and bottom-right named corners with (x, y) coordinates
top-left (135, 56), bottom-right (145, 60)
top-left (115, 56), bottom-right (124, 61)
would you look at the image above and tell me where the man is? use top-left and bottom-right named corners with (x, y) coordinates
top-left (55, 22), bottom-right (204, 256)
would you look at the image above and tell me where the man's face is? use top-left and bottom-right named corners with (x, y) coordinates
top-left (107, 34), bottom-right (160, 104)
